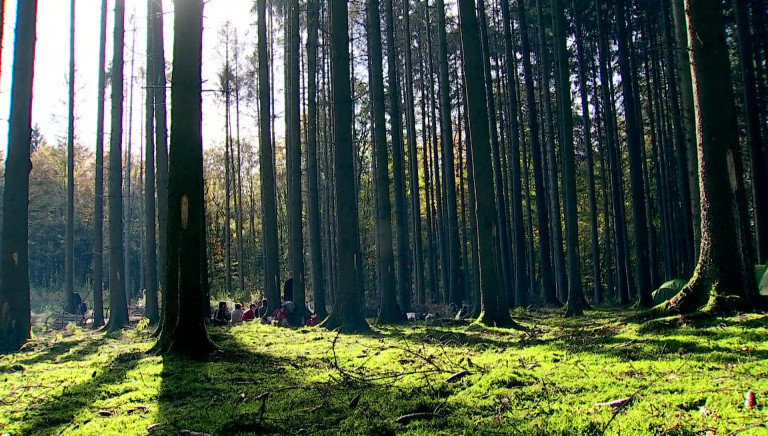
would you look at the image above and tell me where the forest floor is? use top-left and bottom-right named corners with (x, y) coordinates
top-left (1, 308), bottom-right (767, 435)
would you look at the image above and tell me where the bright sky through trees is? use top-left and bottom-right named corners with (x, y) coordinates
top-left (0, 0), bottom-right (255, 157)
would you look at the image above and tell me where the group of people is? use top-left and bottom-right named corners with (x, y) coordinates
top-left (210, 274), bottom-right (319, 327)
top-left (212, 299), bottom-right (269, 326)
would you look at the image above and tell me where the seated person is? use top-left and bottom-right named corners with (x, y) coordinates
top-left (231, 303), bottom-right (244, 323)
top-left (242, 304), bottom-right (256, 322)
top-left (212, 301), bottom-right (230, 326)
top-left (271, 306), bottom-right (289, 326)
top-left (256, 299), bottom-right (268, 318)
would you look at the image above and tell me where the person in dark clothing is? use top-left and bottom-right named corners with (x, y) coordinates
top-left (256, 298), bottom-right (269, 318)
top-left (283, 274), bottom-right (294, 302)
top-left (213, 301), bottom-right (230, 326)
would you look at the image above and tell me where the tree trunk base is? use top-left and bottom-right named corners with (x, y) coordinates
top-left (473, 312), bottom-right (526, 330)
top-left (563, 305), bottom-right (583, 318)
top-left (321, 313), bottom-right (372, 334)
top-left (153, 331), bottom-right (217, 359)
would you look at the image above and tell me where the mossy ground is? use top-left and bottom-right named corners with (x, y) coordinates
top-left (2, 308), bottom-right (767, 435)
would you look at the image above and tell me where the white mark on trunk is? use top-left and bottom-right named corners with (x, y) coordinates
top-left (12, 252), bottom-right (17, 266)
top-left (181, 195), bottom-right (189, 229)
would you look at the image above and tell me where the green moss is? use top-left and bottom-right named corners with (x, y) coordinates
top-left (1, 309), bottom-right (767, 435)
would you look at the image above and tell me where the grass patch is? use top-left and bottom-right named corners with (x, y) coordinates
top-left (2, 309), bottom-right (767, 435)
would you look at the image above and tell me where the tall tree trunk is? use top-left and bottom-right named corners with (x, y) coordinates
top-left (224, 46), bottom-right (233, 296)
top-left (368, 0), bottom-right (399, 323)
top-left (144, 0), bottom-right (159, 324)
top-left (403, 0), bottom-right (425, 306)
top-left (735, 0), bottom-right (768, 264)
top-left (258, 0), bottom-right (281, 315)
top-left (323, 0), bottom-right (371, 332)
top-left (287, 0), bottom-right (306, 323)
top-left (500, 0), bottom-right (528, 308)
top-left (385, 0), bottom-right (412, 312)
top-left (124, 21), bottom-right (137, 308)
top-left (436, 0), bottom-right (464, 308)
top-left (572, 0), bottom-right (601, 304)
top-left (457, 0), bottom-right (515, 327)
top-left (671, 0), bottom-right (701, 253)
top-left (518, 0), bottom-right (557, 304)
top-left (596, 0), bottom-right (630, 304)
top-left (0, 0), bottom-right (37, 352)
top-left (92, 0), bottom-right (108, 328)
top-left (478, 0), bottom-right (513, 307)
top-left (65, 0), bottom-right (76, 314)
top-left (105, 0), bottom-right (129, 331)
top-left (661, 0), bottom-right (694, 276)
top-left (536, 0), bottom-right (567, 303)
top-left (551, 0), bottom-right (583, 316)
top-left (306, 0), bottom-right (327, 319)
top-left (615, 0), bottom-right (652, 307)
top-left (668, 0), bottom-right (762, 314)
top-left (153, 0), bottom-right (169, 314)
top-left (155, 0), bottom-right (216, 356)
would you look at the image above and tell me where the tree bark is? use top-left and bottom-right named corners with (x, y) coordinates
top-left (306, 0), bottom-right (327, 319)
top-left (155, 0), bottom-right (216, 356)
top-left (65, 0), bottom-right (76, 314)
top-left (258, 0), bottom-right (281, 315)
top-left (144, 0), bottom-right (159, 325)
top-left (92, 0), bottom-right (108, 328)
top-left (105, 0), bottom-right (129, 331)
top-left (368, 0), bottom-right (400, 323)
top-left (458, 0), bottom-right (515, 327)
top-left (669, 0), bottom-right (762, 315)
top-left (0, 0), bottom-right (37, 353)
top-left (322, 0), bottom-right (371, 333)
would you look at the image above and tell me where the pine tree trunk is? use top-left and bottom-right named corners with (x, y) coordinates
top-left (500, 0), bottom-right (528, 308)
top-left (156, 0), bottom-right (216, 356)
top-left (92, 0), bottom-right (108, 328)
top-left (368, 0), bottom-right (400, 323)
top-left (258, 0), bottom-right (281, 315)
top-left (0, 0), bottom-right (37, 352)
top-left (518, 0), bottom-right (556, 304)
top-left (105, 0), bottom-right (129, 331)
top-left (573, 0), bottom-right (602, 304)
top-left (735, 0), bottom-right (768, 264)
top-left (323, 0), bottom-right (371, 333)
top-left (385, 0), bottom-right (412, 312)
top-left (153, 0), bottom-right (169, 316)
top-left (671, 0), bottom-right (701, 254)
top-left (288, 0), bottom-right (306, 324)
top-left (551, 0), bottom-right (583, 316)
top-left (478, 0), bottom-right (513, 307)
top-left (669, 0), bottom-right (762, 315)
top-left (403, 0), bottom-right (425, 307)
top-left (65, 0), bottom-right (76, 314)
top-left (144, 0), bottom-right (159, 324)
top-left (306, 0), bottom-right (327, 319)
top-left (436, 0), bottom-right (464, 308)
top-left (458, 0), bottom-right (515, 327)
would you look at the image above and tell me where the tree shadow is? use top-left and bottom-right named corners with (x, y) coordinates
top-left (11, 335), bottom-right (110, 366)
top-left (13, 350), bottom-right (144, 435)
top-left (152, 326), bottom-right (466, 435)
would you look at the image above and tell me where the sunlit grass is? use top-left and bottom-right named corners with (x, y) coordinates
top-left (2, 308), bottom-right (767, 435)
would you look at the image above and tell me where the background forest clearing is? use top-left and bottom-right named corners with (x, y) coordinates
top-left (2, 308), bottom-right (767, 435)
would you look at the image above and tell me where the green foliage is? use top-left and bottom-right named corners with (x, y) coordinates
top-left (1, 309), bottom-right (767, 435)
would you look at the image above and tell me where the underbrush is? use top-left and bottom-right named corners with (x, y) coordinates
top-left (1, 309), bottom-right (767, 435)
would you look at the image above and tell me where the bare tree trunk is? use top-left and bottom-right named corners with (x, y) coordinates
top-left (65, 0), bottom-right (76, 314)
top-left (0, 0), bottom-right (37, 352)
top-left (92, 0), bottom-right (108, 328)
top-left (105, 0), bottom-right (129, 331)
top-left (323, 0), bottom-right (371, 332)
top-left (258, 0), bottom-right (281, 314)
top-left (458, 0), bottom-right (515, 327)
top-left (144, 0), bottom-right (159, 324)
